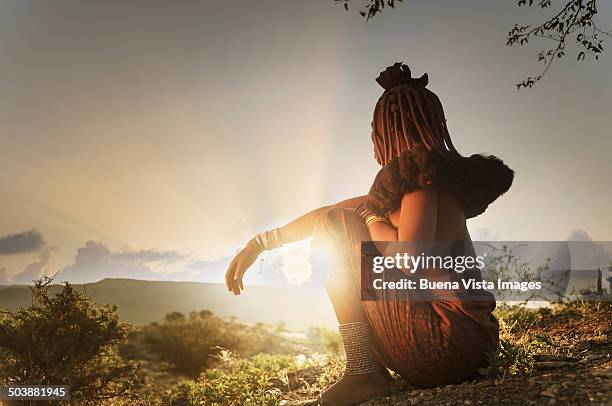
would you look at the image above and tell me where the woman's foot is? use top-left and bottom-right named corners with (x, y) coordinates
top-left (319, 369), bottom-right (391, 405)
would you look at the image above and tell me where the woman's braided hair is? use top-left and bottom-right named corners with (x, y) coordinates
top-left (371, 63), bottom-right (458, 166)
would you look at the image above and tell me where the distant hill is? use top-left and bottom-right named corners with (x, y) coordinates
top-left (0, 278), bottom-right (336, 330)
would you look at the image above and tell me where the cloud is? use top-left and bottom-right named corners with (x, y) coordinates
top-left (565, 232), bottom-right (612, 272)
top-left (187, 255), bottom-right (234, 282)
top-left (472, 227), bottom-right (499, 241)
top-left (13, 248), bottom-right (53, 284)
top-left (45, 240), bottom-right (319, 286)
top-left (114, 249), bottom-right (183, 263)
top-left (0, 229), bottom-right (45, 255)
top-left (0, 248), bottom-right (53, 285)
top-left (567, 229), bottom-right (593, 241)
top-left (0, 229), bottom-right (50, 285)
top-left (279, 242), bottom-right (313, 285)
top-left (186, 241), bottom-right (328, 287)
top-left (189, 257), bottom-right (231, 271)
top-left (57, 241), bottom-right (189, 283)
top-left (0, 230), bottom-right (323, 287)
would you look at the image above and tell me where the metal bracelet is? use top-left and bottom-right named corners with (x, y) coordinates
top-left (365, 215), bottom-right (387, 227)
top-left (253, 228), bottom-right (283, 251)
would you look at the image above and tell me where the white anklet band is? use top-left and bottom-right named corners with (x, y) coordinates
top-left (338, 322), bottom-right (381, 375)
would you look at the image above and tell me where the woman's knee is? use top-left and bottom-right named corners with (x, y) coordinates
top-left (313, 206), bottom-right (357, 239)
top-left (313, 207), bottom-right (342, 239)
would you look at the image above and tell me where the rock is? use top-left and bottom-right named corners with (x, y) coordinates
top-left (561, 381), bottom-right (576, 389)
top-left (580, 354), bottom-right (605, 363)
top-left (534, 361), bottom-right (575, 369)
top-left (534, 355), bottom-right (577, 362)
top-left (590, 369), bottom-right (612, 378)
top-left (577, 342), bottom-right (591, 350)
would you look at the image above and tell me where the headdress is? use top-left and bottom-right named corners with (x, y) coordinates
top-left (375, 62), bottom-right (429, 91)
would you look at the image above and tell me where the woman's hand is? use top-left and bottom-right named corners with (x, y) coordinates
top-left (225, 239), bottom-right (262, 295)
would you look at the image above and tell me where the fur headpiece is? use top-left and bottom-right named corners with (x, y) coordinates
top-left (366, 144), bottom-right (514, 219)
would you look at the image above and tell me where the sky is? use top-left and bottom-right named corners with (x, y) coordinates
top-left (0, 0), bottom-right (611, 286)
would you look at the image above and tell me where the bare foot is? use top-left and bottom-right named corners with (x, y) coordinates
top-left (319, 369), bottom-right (391, 405)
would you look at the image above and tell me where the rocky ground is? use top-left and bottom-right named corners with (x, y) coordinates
top-left (286, 302), bottom-right (611, 405)
top-left (369, 358), bottom-right (611, 405)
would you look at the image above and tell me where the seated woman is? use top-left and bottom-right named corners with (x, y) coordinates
top-left (225, 63), bottom-right (514, 405)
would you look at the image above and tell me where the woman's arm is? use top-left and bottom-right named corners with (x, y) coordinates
top-left (366, 221), bottom-right (398, 241)
top-left (384, 190), bottom-right (438, 260)
top-left (397, 189), bottom-right (438, 241)
top-left (367, 190), bottom-right (438, 257)
top-left (225, 195), bottom-right (368, 295)
top-left (365, 221), bottom-right (398, 258)
top-left (278, 195), bottom-right (367, 243)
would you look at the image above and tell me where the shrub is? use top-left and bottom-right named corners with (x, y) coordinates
top-left (139, 311), bottom-right (242, 378)
top-left (161, 353), bottom-right (298, 406)
top-left (0, 277), bottom-right (137, 405)
top-left (317, 327), bottom-right (342, 355)
top-left (479, 338), bottom-right (534, 378)
top-left (137, 311), bottom-right (303, 378)
top-left (493, 302), bottom-right (552, 332)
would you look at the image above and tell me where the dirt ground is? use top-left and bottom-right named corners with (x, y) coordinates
top-left (290, 303), bottom-right (611, 405)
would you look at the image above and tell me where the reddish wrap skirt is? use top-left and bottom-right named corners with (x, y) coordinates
top-left (313, 207), bottom-right (499, 388)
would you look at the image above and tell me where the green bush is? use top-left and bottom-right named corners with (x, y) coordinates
top-left (493, 302), bottom-right (552, 332)
top-left (137, 310), bottom-right (304, 378)
top-left (0, 277), bottom-right (137, 405)
top-left (161, 353), bottom-right (298, 406)
top-left (139, 311), bottom-right (242, 378)
top-left (481, 301), bottom-right (604, 379)
top-left (479, 338), bottom-right (534, 378)
top-left (317, 327), bottom-right (342, 355)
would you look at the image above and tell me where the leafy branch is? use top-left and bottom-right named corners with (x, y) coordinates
top-left (508, 0), bottom-right (610, 89)
top-left (336, 0), bottom-right (610, 89)
top-left (334, 0), bottom-right (404, 21)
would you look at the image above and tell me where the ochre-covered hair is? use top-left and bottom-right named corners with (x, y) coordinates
top-left (371, 63), bottom-right (458, 166)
